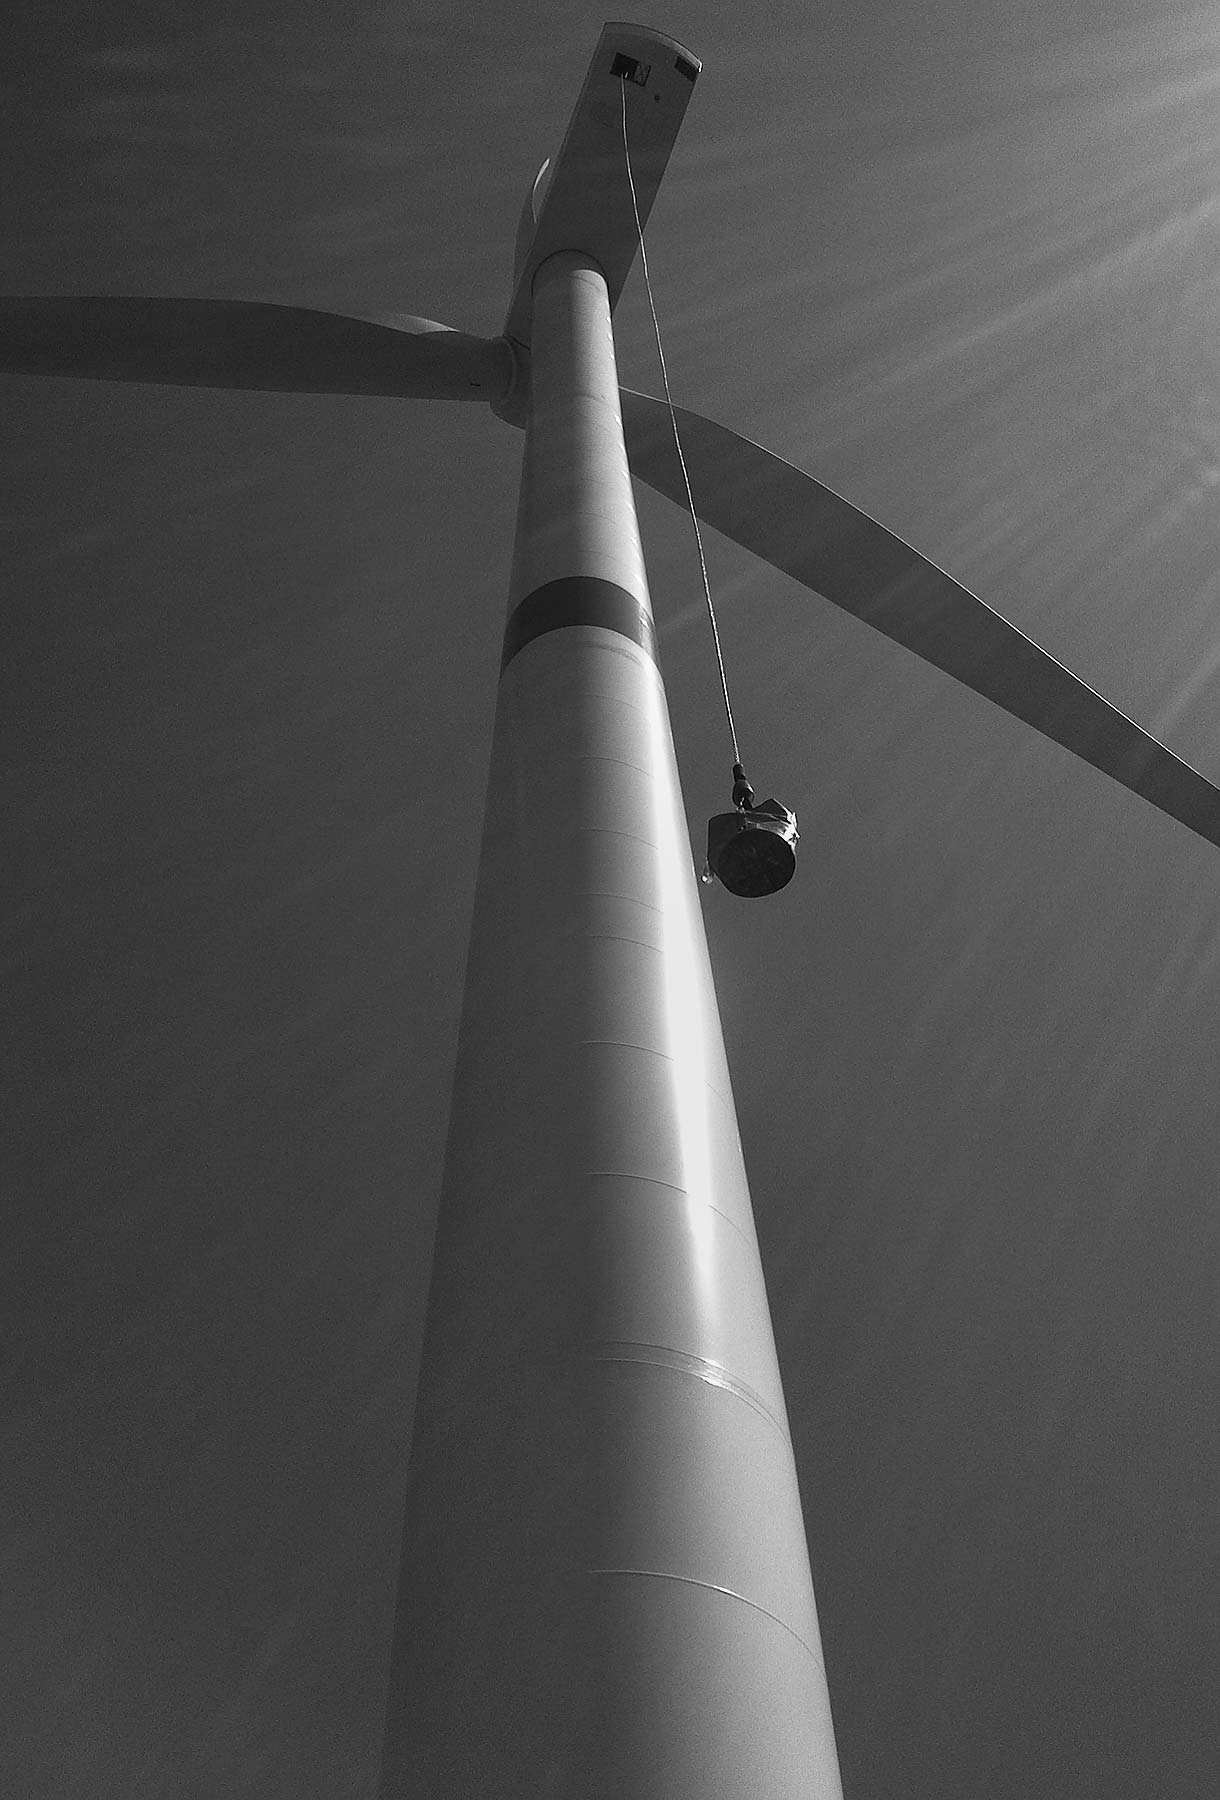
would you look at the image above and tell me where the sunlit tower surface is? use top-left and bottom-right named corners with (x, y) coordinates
top-left (379, 36), bottom-right (847, 1794)
top-left (6, 22), bottom-right (1220, 1798)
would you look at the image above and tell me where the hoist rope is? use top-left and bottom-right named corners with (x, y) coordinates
top-left (619, 77), bottom-right (742, 768)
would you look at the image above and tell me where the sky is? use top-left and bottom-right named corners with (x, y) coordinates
top-left (4, 1), bottom-right (1220, 1795)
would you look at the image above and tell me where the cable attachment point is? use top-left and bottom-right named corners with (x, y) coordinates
top-left (731, 762), bottom-right (755, 811)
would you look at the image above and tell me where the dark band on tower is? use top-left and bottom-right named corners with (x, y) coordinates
top-left (501, 575), bottom-right (658, 670)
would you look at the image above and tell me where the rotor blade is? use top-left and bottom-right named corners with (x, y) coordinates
top-left (621, 388), bottom-right (1220, 852)
top-left (0, 298), bottom-right (513, 401)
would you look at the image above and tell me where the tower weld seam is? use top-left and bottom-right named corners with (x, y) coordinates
top-left (587, 1567), bottom-right (823, 1666)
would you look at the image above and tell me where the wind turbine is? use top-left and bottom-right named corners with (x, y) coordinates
top-left (6, 23), bottom-right (1220, 1799)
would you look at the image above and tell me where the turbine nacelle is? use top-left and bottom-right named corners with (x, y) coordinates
top-left (501, 23), bottom-right (700, 350)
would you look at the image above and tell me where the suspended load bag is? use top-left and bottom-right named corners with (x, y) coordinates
top-left (705, 796), bottom-right (799, 897)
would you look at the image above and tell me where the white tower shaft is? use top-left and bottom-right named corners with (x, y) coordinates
top-left (379, 252), bottom-right (843, 1798)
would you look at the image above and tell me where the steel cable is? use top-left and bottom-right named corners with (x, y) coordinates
top-left (620, 77), bottom-right (742, 768)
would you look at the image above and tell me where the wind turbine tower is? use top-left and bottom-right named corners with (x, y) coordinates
top-left (378, 34), bottom-right (845, 1796)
